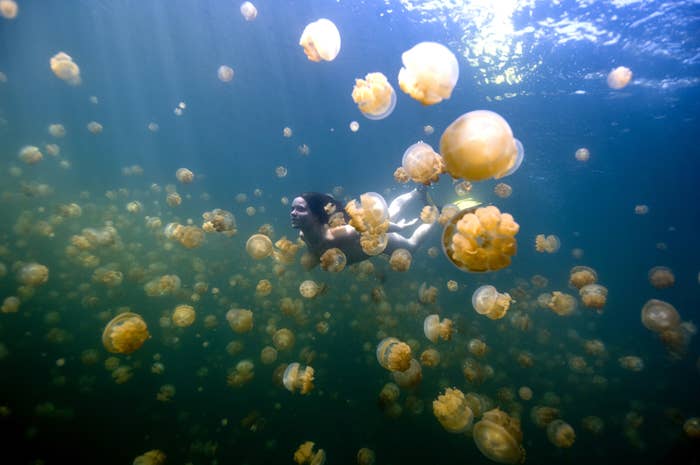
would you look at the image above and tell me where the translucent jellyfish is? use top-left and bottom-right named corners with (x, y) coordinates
top-left (133, 450), bottom-right (166, 465)
top-left (351, 72), bottom-right (396, 120)
top-left (398, 42), bottom-right (459, 105)
top-left (102, 312), bottom-right (149, 354)
top-left (349, 121), bottom-right (360, 132)
top-left (423, 314), bottom-right (453, 343)
top-left (50, 52), bottom-right (81, 85)
top-left (683, 417), bottom-right (700, 438)
top-left (345, 192), bottom-right (390, 255)
top-left (582, 416), bottom-right (605, 434)
top-left (283, 127), bottom-right (293, 138)
top-left (534, 234), bottom-right (560, 253)
top-left (273, 328), bottom-right (295, 351)
top-left (16, 262), bottom-right (49, 286)
top-left (260, 346), bottom-right (278, 365)
top-left (420, 348), bottom-right (441, 367)
top-left (401, 141), bottom-right (445, 185)
top-left (618, 355), bottom-right (644, 371)
top-left (283, 362), bottom-right (315, 394)
top-left (294, 441), bottom-right (326, 465)
top-left (607, 66), bottom-right (633, 89)
top-left (392, 358), bottom-right (422, 388)
top-left (202, 208), bottom-right (237, 234)
top-left (446, 280), bottom-right (458, 292)
top-left (376, 337), bottom-right (412, 372)
top-left (226, 308), bottom-right (253, 333)
top-left (433, 387), bottom-right (474, 433)
top-left (547, 419), bottom-right (575, 447)
top-left (239, 2), bottom-right (257, 21)
top-left (217, 65), bottom-right (234, 82)
top-left (440, 110), bottom-right (524, 181)
top-left (246, 233), bottom-right (273, 259)
top-left (442, 205), bottom-right (519, 272)
top-left (641, 299), bottom-right (680, 333)
top-left (569, 266), bottom-right (597, 289)
top-left (87, 121), bottom-right (103, 134)
top-left (575, 147), bottom-right (590, 162)
top-left (255, 279), bottom-right (272, 296)
top-left (472, 285), bottom-right (513, 320)
top-left (299, 18), bottom-right (341, 62)
top-left (19, 145), bottom-right (43, 165)
top-left (648, 266), bottom-right (675, 289)
top-left (634, 204), bottom-right (649, 215)
top-left (547, 291), bottom-right (577, 316)
top-left (48, 123), bottom-right (66, 137)
top-left (389, 248), bottom-right (412, 272)
top-left (1, 296), bottom-right (20, 313)
top-left (0, 0), bottom-right (18, 19)
top-left (275, 165), bottom-right (288, 178)
top-left (172, 304), bottom-right (196, 327)
top-left (579, 283), bottom-right (608, 311)
top-left (518, 386), bottom-right (533, 401)
top-left (473, 408), bottom-right (526, 464)
top-left (227, 359), bottom-right (255, 387)
top-left (320, 248), bottom-right (346, 272)
top-left (176, 167), bottom-right (194, 183)
top-left (299, 280), bottom-right (323, 298)
top-left (494, 182), bottom-right (512, 198)
top-left (378, 382), bottom-right (400, 406)
top-left (357, 448), bottom-right (376, 465)
top-left (468, 338), bottom-right (488, 357)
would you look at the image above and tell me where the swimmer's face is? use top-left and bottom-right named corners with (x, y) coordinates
top-left (290, 197), bottom-right (311, 229)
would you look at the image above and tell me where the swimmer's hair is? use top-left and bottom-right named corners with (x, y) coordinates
top-left (300, 192), bottom-right (348, 224)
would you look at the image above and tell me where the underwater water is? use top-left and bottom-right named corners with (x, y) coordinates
top-left (0, 0), bottom-right (699, 464)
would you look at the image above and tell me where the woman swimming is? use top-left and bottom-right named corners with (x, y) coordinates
top-left (290, 189), bottom-right (436, 266)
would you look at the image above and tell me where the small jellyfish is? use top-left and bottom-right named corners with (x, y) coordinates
top-left (16, 262), bottom-right (49, 286)
top-left (534, 234), bottom-right (560, 253)
top-left (401, 141), bottom-right (444, 185)
top-left (547, 291), bottom-right (577, 316)
top-left (683, 417), bottom-right (700, 439)
top-left (494, 182), bottom-right (512, 198)
top-left (87, 121), bottom-right (103, 134)
top-left (392, 358), bottom-right (422, 388)
top-left (579, 283), bottom-right (608, 311)
top-left (293, 441), bottom-right (326, 465)
top-left (102, 312), bottom-right (149, 354)
top-left (246, 233), bottom-right (273, 259)
top-left (398, 42), bottom-right (459, 105)
top-left (389, 248), bottom-right (412, 272)
top-left (48, 123), bottom-right (66, 138)
top-left (351, 72), bottom-right (396, 120)
top-left (618, 355), bottom-right (644, 371)
top-left (283, 127), bottom-right (293, 138)
top-left (299, 280), bottom-right (323, 299)
top-left (18, 146), bottom-right (43, 165)
top-left (273, 328), bottom-right (295, 351)
top-left (217, 65), bottom-right (234, 82)
top-left (275, 165), bottom-right (288, 178)
top-left (547, 419), bottom-right (576, 447)
top-left (473, 408), bottom-right (525, 465)
top-left (575, 147), bottom-right (590, 162)
top-left (518, 386), bottom-right (533, 401)
top-left (176, 168), bottom-right (194, 184)
top-left (50, 52), bottom-right (81, 85)
top-left (472, 285), bottom-right (512, 320)
top-left (319, 248), bottom-right (347, 272)
top-left (349, 121), bottom-right (360, 132)
top-left (423, 314), bottom-right (453, 343)
top-left (376, 337), bottom-right (412, 372)
top-left (420, 348), bottom-right (441, 367)
top-left (172, 304), bottom-right (195, 327)
top-left (299, 18), bottom-right (341, 62)
top-left (283, 362), bottom-right (315, 394)
top-left (0, 0), bottom-right (18, 19)
top-left (440, 110), bottom-right (524, 181)
top-left (634, 204), bottom-right (649, 215)
top-left (648, 266), bottom-right (674, 289)
top-left (133, 450), bottom-right (166, 465)
top-left (226, 308), bottom-right (253, 333)
top-left (568, 266), bottom-right (597, 289)
top-left (239, 2), bottom-right (257, 21)
top-left (357, 448), bottom-right (376, 465)
top-left (640, 299), bottom-right (680, 333)
top-left (607, 66), bottom-right (633, 90)
top-left (433, 387), bottom-right (474, 433)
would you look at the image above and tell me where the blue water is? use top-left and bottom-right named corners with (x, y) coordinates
top-left (0, 1), bottom-right (699, 464)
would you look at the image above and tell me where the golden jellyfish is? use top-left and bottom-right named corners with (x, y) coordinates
top-left (575, 147), bottom-right (590, 162)
top-left (568, 266), bottom-right (597, 289)
top-left (255, 279), bottom-right (272, 296)
top-left (547, 419), bottom-right (575, 447)
top-left (19, 145), bottom-right (43, 165)
top-left (227, 359), bottom-right (255, 387)
top-left (273, 328), bottom-right (295, 351)
top-left (48, 123), bottom-right (66, 138)
top-left (398, 42), bottom-right (458, 105)
top-left (299, 18), bottom-right (341, 62)
top-left (240, 2), bottom-right (257, 21)
top-left (401, 141), bottom-right (445, 185)
top-left (423, 314), bottom-right (453, 343)
top-left (420, 348), bottom-right (441, 367)
top-left (87, 121), bottom-right (103, 134)
top-left (202, 208), bottom-right (236, 234)
top-left (440, 110), bottom-right (524, 181)
top-left (299, 280), bottom-right (323, 299)
top-left (283, 362), bottom-right (315, 394)
top-left (16, 262), bottom-right (49, 286)
top-left (175, 167), bottom-right (194, 183)
top-left (648, 266), bottom-right (675, 289)
top-left (472, 285), bottom-right (512, 320)
top-left (346, 192), bottom-right (390, 255)
top-left (1, 296), bottom-right (19, 313)
top-left (582, 416), bottom-right (605, 434)
top-left (246, 233), bottom-right (273, 259)
top-left (349, 121), bottom-right (360, 132)
top-left (473, 408), bottom-right (525, 465)
top-left (446, 280), bottom-right (458, 292)
top-left (392, 358), bottom-right (422, 388)
top-left (641, 299), bottom-right (680, 333)
top-left (172, 304), bottom-right (195, 327)
top-left (433, 387), bottom-right (474, 433)
top-left (518, 386), bottom-right (533, 401)
top-left (534, 234), bottom-right (560, 253)
top-left (102, 312), bottom-right (149, 354)
top-left (50, 52), bottom-right (81, 85)
top-left (579, 283), bottom-right (608, 311)
top-left (547, 291), bottom-right (577, 316)
top-left (226, 308), bottom-right (253, 333)
top-left (468, 338), bottom-right (488, 357)
top-left (607, 66), bottom-right (633, 89)
top-left (0, 0), bottom-right (18, 19)
top-left (133, 449), bottom-right (166, 465)
top-left (494, 182), bottom-right (512, 198)
top-left (634, 204), bottom-right (649, 215)
top-left (260, 346), bottom-right (277, 365)
top-left (389, 248), bottom-right (412, 272)
top-left (442, 205), bottom-right (519, 272)
top-left (166, 192), bottom-right (181, 207)
top-left (618, 355), bottom-right (644, 371)
top-left (376, 337), bottom-right (412, 372)
top-left (351, 72), bottom-right (396, 120)
top-left (294, 441), bottom-right (326, 465)
top-left (356, 448), bottom-right (375, 465)
top-left (319, 248), bottom-right (346, 272)
top-left (683, 417), bottom-right (700, 438)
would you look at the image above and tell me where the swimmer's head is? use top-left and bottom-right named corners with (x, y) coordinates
top-left (291, 192), bottom-right (346, 229)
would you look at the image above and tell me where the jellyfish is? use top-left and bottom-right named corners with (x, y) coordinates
top-left (473, 408), bottom-right (526, 464)
top-left (299, 280), bottom-right (323, 298)
top-left (683, 417), bottom-right (700, 438)
top-left (420, 348), bottom-right (441, 367)
top-left (568, 266), bottom-right (597, 289)
top-left (356, 448), bottom-right (375, 465)
top-left (102, 312), bottom-right (149, 354)
top-left (607, 66), bottom-right (633, 89)
top-left (294, 441), bottom-right (326, 465)
top-left (172, 304), bottom-right (196, 327)
top-left (273, 328), bottom-right (295, 351)
top-left (433, 387), bottom-right (474, 433)
top-left (239, 1), bottom-right (257, 21)
top-left (442, 205), bottom-right (519, 272)
top-left (260, 346), bottom-right (278, 365)
top-left (133, 450), bottom-right (166, 465)
top-left (349, 121), bottom-right (360, 132)
top-left (1, 296), bottom-right (19, 313)
top-left (202, 208), bottom-right (237, 234)
top-left (401, 141), bottom-right (445, 185)
top-left (299, 18), bottom-right (341, 62)
top-left (494, 182), bottom-right (512, 198)
top-left (618, 355), bottom-right (644, 371)
top-left (440, 110), bottom-right (524, 181)
top-left (283, 362), bottom-right (315, 394)
top-left (50, 51), bottom-right (81, 85)
top-left (547, 291), bottom-right (577, 316)
top-left (176, 167), bottom-right (194, 183)
top-left (579, 283), bottom-right (608, 311)
top-left (547, 419), bottom-right (575, 447)
top-left (0, 0), bottom-right (18, 19)
top-left (351, 72), bottom-right (396, 120)
top-left (87, 121), bottom-right (103, 134)
top-left (534, 234), bottom-right (560, 253)
top-left (345, 192), bottom-right (390, 255)
top-left (16, 262), bottom-right (49, 286)
top-left (468, 338), bottom-right (488, 357)
top-left (392, 358), bottom-right (422, 388)
top-left (641, 299), bottom-right (680, 333)
top-left (376, 337), bottom-right (412, 372)
top-left (423, 315), bottom-right (453, 343)
top-left (518, 386), bottom-right (533, 401)
top-left (18, 145), bottom-right (43, 165)
top-left (389, 249), bottom-right (412, 272)
top-left (472, 285), bottom-right (513, 320)
top-left (226, 308), bottom-right (253, 333)
top-left (648, 266), bottom-right (675, 289)
top-left (246, 233), bottom-right (273, 259)
top-left (320, 248), bottom-right (347, 272)
top-left (227, 359), bottom-right (255, 387)
top-left (582, 416), bottom-right (605, 434)
top-left (398, 42), bottom-right (459, 105)
top-left (575, 147), bottom-right (590, 162)
top-left (378, 382), bottom-right (400, 407)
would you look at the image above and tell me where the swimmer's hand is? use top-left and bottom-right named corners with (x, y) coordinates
top-left (394, 218), bottom-right (419, 229)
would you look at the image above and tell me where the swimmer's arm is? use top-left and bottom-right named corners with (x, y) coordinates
top-left (389, 218), bottom-right (419, 232)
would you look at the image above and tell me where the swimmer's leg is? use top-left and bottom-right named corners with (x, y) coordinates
top-left (388, 186), bottom-right (428, 220)
top-left (385, 222), bottom-right (436, 253)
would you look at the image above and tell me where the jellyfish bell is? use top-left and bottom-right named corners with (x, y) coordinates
top-left (398, 42), bottom-right (459, 105)
top-left (473, 409), bottom-right (525, 464)
top-left (401, 141), bottom-right (444, 185)
top-left (299, 18), bottom-right (341, 62)
top-left (246, 234), bottom-right (273, 259)
top-left (641, 299), bottom-right (680, 333)
top-left (501, 139), bottom-right (524, 177)
top-left (102, 312), bottom-right (149, 354)
top-left (607, 66), bottom-right (633, 89)
top-left (351, 72), bottom-right (397, 120)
